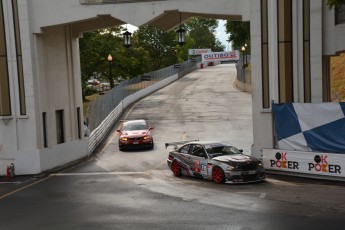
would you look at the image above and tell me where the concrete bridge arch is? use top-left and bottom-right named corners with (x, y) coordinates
top-left (1, 0), bottom-right (344, 175)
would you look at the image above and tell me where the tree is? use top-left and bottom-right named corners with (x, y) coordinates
top-left (225, 21), bottom-right (250, 53)
top-left (79, 26), bottom-right (152, 100)
top-left (79, 18), bottom-right (226, 99)
top-left (326, 0), bottom-right (345, 9)
top-left (137, 26), bottom-right (178, 69)
top-left (186, 17), bottom-right (223, 50)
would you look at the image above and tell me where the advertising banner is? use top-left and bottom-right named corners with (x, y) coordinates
top-left (263, 149), bottom-right (344, 177)
top-left (188, 49), bottom-right (211, 55)
top-left (272, 102), bottom-right (345, 153)
top-left (202, 51), bottom-right (239, 62)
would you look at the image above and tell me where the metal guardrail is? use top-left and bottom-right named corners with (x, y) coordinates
top-left (87, 57), bottom-right (201, 154)
top-left (236, 59), bottom-right (251, 85)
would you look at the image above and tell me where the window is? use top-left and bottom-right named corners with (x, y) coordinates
top-left (277, 0), bottom-right (293, 103)
top-left (261, 0), bottom-right (270, 108)
top-left (42, 112), bottom-right (48, 148)
top-left (77, 107), bottom-right (81, 139)
top-left (335, 4), bottom-right (345, 25)
top-left (12, 0), bottom-right (26, 114)
top-left (179, 145), bottom-right (190, 154)
top-left (0, 0), bottom-right (11, 116)
top-left (303, 0), bottom-right (311, 102)
top-left (190, 145), bottom-right (206, 158)
top-left (56, 110), bottom-right (65, 144)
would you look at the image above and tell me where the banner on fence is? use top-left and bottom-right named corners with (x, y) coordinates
top-left (188, 49), bottom-right (211, 55)
top-left (201, 51), bottom-right (239, 62)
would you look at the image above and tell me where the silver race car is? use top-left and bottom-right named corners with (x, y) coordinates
top-left (166, 140), bottom-right (265, 184)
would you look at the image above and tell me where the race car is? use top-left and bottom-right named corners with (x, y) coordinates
top-left (166, 140), bottom-right (265, 184)
top-left (116, 119), bottom-right (154, 150)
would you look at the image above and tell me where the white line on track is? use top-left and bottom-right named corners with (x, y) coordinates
top-left (51, 172), bottom-right (147, 176)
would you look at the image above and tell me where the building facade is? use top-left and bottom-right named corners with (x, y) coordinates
top-left (0, 0), bottom-right (344, 175)
top-left (250, 0), bottom-right (345, 158)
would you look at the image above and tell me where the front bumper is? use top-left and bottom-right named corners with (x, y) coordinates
top-left (119, 139), bottom-right (153, 149)
top-left (224, 169), bottom-right (266, 183)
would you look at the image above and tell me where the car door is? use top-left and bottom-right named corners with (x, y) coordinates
top-left (176, 144), bottom-right (193, 175)
top-left (185, 144), bottom-right (209, 178)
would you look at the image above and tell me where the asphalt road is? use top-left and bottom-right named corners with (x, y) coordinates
top-left (1, 64), bottom-right (345, 230)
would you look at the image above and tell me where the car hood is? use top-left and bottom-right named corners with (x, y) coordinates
top-left (213, 154), bottom-right (258, 163)
top-left (121, 130), bottom-right (149, 136)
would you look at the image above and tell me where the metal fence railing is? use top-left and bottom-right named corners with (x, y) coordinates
top-left (236, 58), bottom-right (251, 85)
top-left (86, 57), bottom-right (201, 132)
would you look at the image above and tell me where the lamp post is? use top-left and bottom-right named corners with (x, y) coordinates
top-left (245, 43), bottom-right (248, 66)
top-left (176, 12), bottom-right (185, 46)
top-left (107, 54), bottom-right (114, 89)
top-left (241, 46), bottom-right (246, 69)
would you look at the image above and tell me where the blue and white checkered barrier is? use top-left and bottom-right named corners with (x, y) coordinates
top-left (272, 102), bottom-right (345, 153)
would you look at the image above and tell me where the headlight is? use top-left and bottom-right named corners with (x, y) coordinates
top-left (257, 162), bottom-right (263, 168)
top-left (143, 136), bottom-right (151, 140)
top-left (227, 165), bottom-right (236, 171)
top-left (121, 137), bottom-right (128, 141)
top-left (227, 162), bottom-right (239, 171)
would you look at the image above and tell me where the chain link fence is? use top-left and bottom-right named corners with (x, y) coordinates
top-left (86, 57), bottom-right (201, 132)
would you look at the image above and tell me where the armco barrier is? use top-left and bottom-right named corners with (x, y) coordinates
top-left (87, 74), bottom-right (179, 154)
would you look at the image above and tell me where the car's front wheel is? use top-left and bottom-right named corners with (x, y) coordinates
top-left (150, 141), bottom-right (154, 150)
top-left (212, 167), bottom-right (225, 184)
top-left (171, 160), bottom-right (182, 177)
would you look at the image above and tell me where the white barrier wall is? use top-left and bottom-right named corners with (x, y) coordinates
top-left (263, 149), bottom-right (344, 179)
top-left (88, 74), bottom-right (179, 154)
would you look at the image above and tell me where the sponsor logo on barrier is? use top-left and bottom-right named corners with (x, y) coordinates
top-left (308, 155), bottom-right (341, 174)
top-left (201, 51), bottom-right (239, 62)
top-left (270, 152), bottom-right (299, 170)
top-left (189, 49), bottom-right (211, 55)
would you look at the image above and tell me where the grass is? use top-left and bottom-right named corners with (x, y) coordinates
top-left (83, 94), bottom-right (100, 120)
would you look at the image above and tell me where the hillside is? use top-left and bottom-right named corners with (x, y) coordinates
top-left (331, 53), bottom-right (345, 102)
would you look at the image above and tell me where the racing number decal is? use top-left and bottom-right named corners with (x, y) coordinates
top-left (193, 160), bottom-right (208, 175)
top-left (193, 161), bottom-right (201, 173)
top-left (200, 164), bottom-right (207, 174)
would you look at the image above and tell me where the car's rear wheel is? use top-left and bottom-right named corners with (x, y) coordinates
top-left (171, 160), bottom-right (182, 177)
top-left (212, 167), bottom-right (225, 184)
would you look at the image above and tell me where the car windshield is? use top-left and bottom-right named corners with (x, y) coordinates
top-left (122, 123), bottom-right (147, 131)
top-left (205, 144), bottom-right (242, 158)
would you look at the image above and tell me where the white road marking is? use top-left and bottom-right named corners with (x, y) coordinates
top-left (51, 172), bottom-right (147, 176)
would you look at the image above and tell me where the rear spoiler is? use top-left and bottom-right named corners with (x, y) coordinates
top-left (165, 140), bottom-right (199, 149)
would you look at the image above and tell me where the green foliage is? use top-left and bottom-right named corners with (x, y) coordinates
top-left (326, 0), bottom-right (345, 9)
top-left (137, 26), bottom-right (178, 69)
top-left (79, 17), bottom-right (227, 97)
top-left (79, 26), bottom-right (152, 99)
top-left (184, 17), bottom-right (225, 57)
top-left (225, 21), bottom-right (250, 53)
top-left (83, 86), bottom-right (98, 99)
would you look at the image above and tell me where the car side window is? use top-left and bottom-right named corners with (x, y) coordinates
top-left (179, 145), bottom-right (190, 154)
top-left (190, 145), bottom-right (207, 158)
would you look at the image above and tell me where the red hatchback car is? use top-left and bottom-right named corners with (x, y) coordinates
top-left (116, 120), bottom-right (154, 150)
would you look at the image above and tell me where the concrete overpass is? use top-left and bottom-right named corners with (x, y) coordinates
top-left (1, 0), bottom-right (345, 175)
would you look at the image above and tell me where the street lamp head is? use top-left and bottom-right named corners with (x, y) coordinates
top-left (176, 12), bottom-right (185, 46)
top-left (123, 30), bottom-right (132, 48)
top-left (107, 54), bottom-right (112, 62)
top-left (176, 27), bottom-right (185, 46)
top-left (241, 46), bottom-right (246, 52)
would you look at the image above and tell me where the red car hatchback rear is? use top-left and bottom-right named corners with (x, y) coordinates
top-left (117, 120), bottom-right (154, 150)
